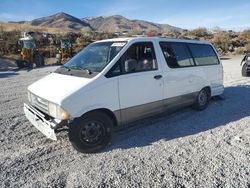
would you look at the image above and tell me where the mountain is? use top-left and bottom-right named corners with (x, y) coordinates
top-left (30, 12), bottom-right (92, 30)
top-left (83, 15), bottom-right (183, 34)
top-left (5, 13), bottom-right (183, 34)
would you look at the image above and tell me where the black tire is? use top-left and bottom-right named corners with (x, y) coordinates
top-left (193, 88), bottom-right (210, 111)
top-left (242, 63), bottom-right (249, 77)
top-left (15, 60), bottom-right (25, 68)
top-left (69, 111), bottom-right (113, 153)
top-left (34, 53), bottom-right (44, 67)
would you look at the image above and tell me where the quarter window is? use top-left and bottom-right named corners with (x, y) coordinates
top-left (160, 42), bottom-right (194, 68)
top-left (187, 44), bottom-right (219, 65)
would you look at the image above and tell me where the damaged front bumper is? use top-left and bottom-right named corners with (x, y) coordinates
top-left (24, 103), bottom-right (66, 140)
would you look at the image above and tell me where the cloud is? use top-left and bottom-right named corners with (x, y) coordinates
top-left (0, 13), bottom-right (17, 20)
top-left (158, 3), bottom-right (250, 30)
top-left (159, 15), bottom-right (243, 29)
top-left (0, 13), bottom-right (36, 21)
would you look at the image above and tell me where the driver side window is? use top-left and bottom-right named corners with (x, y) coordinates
top-left (106, 42), bottom-right (158, 77)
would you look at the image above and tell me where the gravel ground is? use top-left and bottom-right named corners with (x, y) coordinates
top-left (0, 56), bottom-right (250, 187)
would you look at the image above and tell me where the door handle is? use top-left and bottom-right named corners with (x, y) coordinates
top-left (154, 75), bottom-right (162, 80)
top-left (189, 78), bottom-right (194, 83)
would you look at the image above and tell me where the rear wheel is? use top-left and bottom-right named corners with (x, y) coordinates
top-left (193, 88), bottom-right (210, 111)
top-left (242, 63), bottom-right (249, 77)
top-left (15, 60), bottom-right (25, 68)
top-left (34, 53), bottom-right (44, 67)
top-left (69, 111), bottom-right (113, 153)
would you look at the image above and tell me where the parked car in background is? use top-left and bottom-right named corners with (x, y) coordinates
top-left (24, 37), bottom-right (224, 153)
top-left (241, 52), bottom-right (250, 77)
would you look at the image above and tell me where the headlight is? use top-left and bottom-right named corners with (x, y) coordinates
top-left (28, 91), bottom-right (37, 104)
top-left (48, 102), bottom-right (70, 120)
top-left (27, 91), bottom-right (31, 102)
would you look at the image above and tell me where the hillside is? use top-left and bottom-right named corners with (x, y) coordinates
top-left (30, 12), bottom-right (92, 31)
top-left (84, 15), bottom-right (183, 34)
top-left (0, 22), bottom-right (62, 33)
top-left (5, 12), bottom-right (183, 34)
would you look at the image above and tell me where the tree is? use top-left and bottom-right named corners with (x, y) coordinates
top-left (212, 26), bottom-right (223, 33)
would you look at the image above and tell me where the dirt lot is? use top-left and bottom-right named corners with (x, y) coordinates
top-left (0, 56), bottom-right (250, 187)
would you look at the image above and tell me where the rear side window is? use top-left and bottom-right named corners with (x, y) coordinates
top-left (188, 44), bottom-right (219, 65)
top-left (160, 42), bottom-right (194, 68)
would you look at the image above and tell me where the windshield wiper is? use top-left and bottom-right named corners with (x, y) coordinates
top-left (78, 68), bottom-right (92, 75)
top-left (67, 66), bottom-right (93, 75)
top-left (84, 68), bottom-right (92, 75)
top-left (62, 65), bottom-right (71, 71)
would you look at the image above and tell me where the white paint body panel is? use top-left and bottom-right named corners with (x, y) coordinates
top-left (27, 37), bottom-right (224, 120)
top-left (28, 73), bottom-right (92, 105)
top-left (118, 70), bottom-right (164, 109)
top-left (61, 75), bottom-right (120, 117)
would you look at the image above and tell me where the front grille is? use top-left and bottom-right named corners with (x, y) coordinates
top-left (31, 94), bottom-right (48, 113)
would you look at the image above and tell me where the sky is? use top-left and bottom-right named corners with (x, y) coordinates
top-left (0, 0), bottom-right (250, 30)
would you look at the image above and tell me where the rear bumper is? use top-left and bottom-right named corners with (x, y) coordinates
top-left (24, 103), bottom-right (59, 140)
top-left (211, 85), bottom-right (224, 96)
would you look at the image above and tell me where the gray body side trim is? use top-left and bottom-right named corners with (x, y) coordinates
top-left (113, 110), bottom-right (122, 125)
top-left (114, 92), bottom-right (198, 126)
top-left (120, 100), bottom-right (163, 125)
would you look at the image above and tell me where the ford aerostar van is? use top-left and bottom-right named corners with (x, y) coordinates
top-left (24, 37), bottom-right (224, 153)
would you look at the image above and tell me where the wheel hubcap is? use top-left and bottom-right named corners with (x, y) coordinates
top-left (198, 90), bottom-right (207, 106)
top-left (80, 122), bottom-right (104, 144)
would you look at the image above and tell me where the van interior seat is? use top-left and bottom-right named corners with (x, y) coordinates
top-left (137, 59), bottom-right (153, 71)
top-left (125, 59), bottom-right (137, 72)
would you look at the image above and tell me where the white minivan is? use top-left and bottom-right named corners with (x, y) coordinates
top-left (24, 37), bottom-right (224, 153)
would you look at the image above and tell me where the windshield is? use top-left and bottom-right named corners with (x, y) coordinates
top-left (60, 40), bottom-right (71, 48)
top-left (22, 40), bottom-right (36, 49)
top-left (63, 41), bottom-right (126, 72)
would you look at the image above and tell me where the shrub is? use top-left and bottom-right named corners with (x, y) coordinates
top-left (190, 27), bottom-right (209, 37)
top-left (212, 32), bottom-right (231, 53)
top-left (162, 30), bottom-right (181, 38)
top-left (245, 43), bottom-right (250, 52)
top-left (234, 47), bottom-right (245, 55)
top-left (238, 30), bottom-right (250, 44)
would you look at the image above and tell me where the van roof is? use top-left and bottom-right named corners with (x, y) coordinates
top-left (98, 37), bottom-right (211, 45)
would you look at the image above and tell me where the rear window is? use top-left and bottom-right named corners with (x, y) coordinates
top-left (188, 44), bottom-right (219, 65)
top-left (160, 42), bottom-right (195, 68)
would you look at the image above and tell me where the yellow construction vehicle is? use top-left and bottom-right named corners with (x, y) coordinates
top-left (55, 39), bottom-right (73, 64)
top-left (16, 35), bottom-right (44, 68)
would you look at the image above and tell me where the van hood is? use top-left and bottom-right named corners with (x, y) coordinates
top-left (28, 73), bottom-right (92, 104)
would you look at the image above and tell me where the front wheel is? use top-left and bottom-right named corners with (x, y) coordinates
top-left (69, 111), bottom-right (113, 153)
top-left (193, 88), bottom-right (210, 111)
top-left (242, 63), bottom-right (249, 77)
